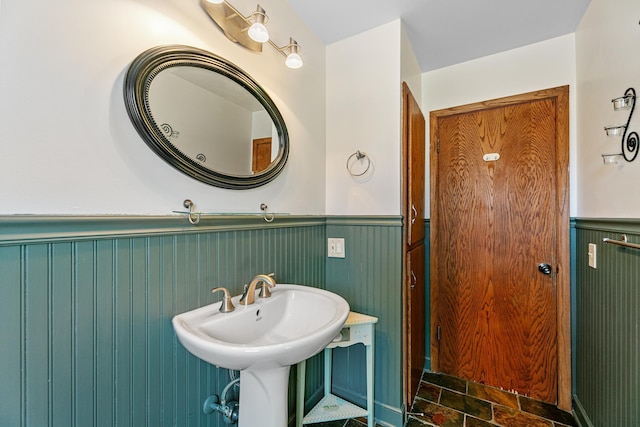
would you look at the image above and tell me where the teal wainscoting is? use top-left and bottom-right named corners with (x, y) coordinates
top-left (324, 216), bottom-right (404, 427)
top-left (424, 219), bottom-right (430, 371)
top-left (574, 219), bottom-right (640, 427)
top-left (570, 219), bottom-right (577, 397)
top-left (0, 216), bottom-right (326, 427)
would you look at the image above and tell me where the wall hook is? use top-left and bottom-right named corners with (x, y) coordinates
top-left (260, 203), bottom-right (275, 223)
top-left (183, 199), bottom-right (201, 225)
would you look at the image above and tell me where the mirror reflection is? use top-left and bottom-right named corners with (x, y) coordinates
top-left (149, 66), bottom-right (279, 175)
top-left (123, 45), bottom-right (289, 189)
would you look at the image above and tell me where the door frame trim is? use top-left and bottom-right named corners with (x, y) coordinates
top-left (429, 86), bottom-right (571, 410)
top-left (401, 82), bottom-right (427, 411)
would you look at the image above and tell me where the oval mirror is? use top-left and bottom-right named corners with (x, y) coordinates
top-left (124, 45), bottom-right (289, 189)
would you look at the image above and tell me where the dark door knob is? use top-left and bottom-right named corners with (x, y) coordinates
top-left (538, 263), bottom-right (552, 275)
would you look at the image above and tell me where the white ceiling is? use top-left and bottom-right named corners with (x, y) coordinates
top-left (287, 0), bottom-right (591, 72)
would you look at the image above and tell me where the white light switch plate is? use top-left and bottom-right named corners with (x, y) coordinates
top-left (588, 243), bottom-right (597, 269)
top-left (328, 238), bottom-right (345, 258)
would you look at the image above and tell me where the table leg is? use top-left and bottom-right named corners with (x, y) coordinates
top-left (324, 347), bottom-right (332, 396)
top-left (366, 333), bottom-right (375, 427)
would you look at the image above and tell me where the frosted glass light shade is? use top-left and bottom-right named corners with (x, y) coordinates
top-left (248, 22), bottom-right (269, 43)
top-left (285, 52), bottom-right (303, 69)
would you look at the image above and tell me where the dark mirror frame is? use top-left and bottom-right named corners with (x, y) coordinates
top-left (123, 45), bottom-right (289, 189)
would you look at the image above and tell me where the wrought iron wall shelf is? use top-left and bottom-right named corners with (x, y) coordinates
top-left (603, 87), bottom-right (638, 163)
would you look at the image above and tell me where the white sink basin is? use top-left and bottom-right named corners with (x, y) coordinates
top-left (172, 284), bottom-right (350, 371)
top-left (173, 284), bottom-right (350, 426)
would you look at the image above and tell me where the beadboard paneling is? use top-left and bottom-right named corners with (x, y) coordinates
top-left (0, 217), bottom-right (326, 427)
top-left (424, 220), bottom-right (431, 370)
top-left (574, 219), bottom-right (640, 427)
top-left (325, 216), bottom-right (404, 426)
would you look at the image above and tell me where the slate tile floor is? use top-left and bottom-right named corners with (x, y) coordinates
top-left (305, 371), bottom-right (577, 427)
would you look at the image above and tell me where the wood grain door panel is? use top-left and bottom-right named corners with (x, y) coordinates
top-left (252, 137), bottom-right (272, 173)
top-left (407, 244), bottom-right (425, 402)
top-left (407, 97), bottom-right (425, 247)
top-left (431, 87), bottom-right (570, 408)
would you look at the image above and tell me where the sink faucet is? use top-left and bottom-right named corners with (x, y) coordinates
top-left (211, 287), bottom-right (236, 313)
top-left (239, 273), bottom-right (276, 306)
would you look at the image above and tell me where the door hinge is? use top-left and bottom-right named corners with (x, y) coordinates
top-left (436, 325), bottom-right (441, 341)
top-left (436, 139), bottom-right (440, 153)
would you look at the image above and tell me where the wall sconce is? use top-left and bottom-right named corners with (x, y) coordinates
top-left (201, 0), bottom-right (303, 69)
top-left (247, 5), bottom-right (269, 43)
top-left (603, 87), bottom-right (638, 163)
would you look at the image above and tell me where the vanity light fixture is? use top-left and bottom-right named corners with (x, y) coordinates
top-left (200, 0), bottom-right (303, 69)
top-left (247, 5), bottom-right (269, 43)
top-left (603, 87), bottom-right (638, 163)
top-left (282, 38), bottom-right (303, 69)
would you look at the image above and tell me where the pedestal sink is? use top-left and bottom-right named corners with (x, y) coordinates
top-left (172, 284), bottom-right (349, 427)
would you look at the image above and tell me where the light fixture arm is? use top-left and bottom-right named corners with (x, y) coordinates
top-left (216, 1), bottom-right (246, 24)
top-left (269, 38), bottom-right (297, 56)
top-left (620, 88), bottom-right (638, 162)
top-left (269, 38), bottom-right (303, 69)
top-left (214, 1), bottom-right (266, 27)
top-left (250, 5), bottom-right (268, 25)
top-left (201, 0), bottom-right (302, 68)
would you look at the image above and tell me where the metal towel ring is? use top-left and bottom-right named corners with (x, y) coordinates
top-left (346, 150), bottom-right (371, 177)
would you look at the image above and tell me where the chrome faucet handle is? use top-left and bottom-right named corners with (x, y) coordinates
top-left (258, 283), bottom-right (273, 298)
top-left (239, 283), bottom-right (250, 304)
top-left (211, 287), bottom-right (235, 313)
top-left (258, 273), bottom-right (276, 298)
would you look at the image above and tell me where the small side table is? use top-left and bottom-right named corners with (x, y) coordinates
top-left (296, 311), bottom-right (378, 427)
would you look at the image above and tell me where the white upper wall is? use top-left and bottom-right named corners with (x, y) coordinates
top-left (326, 20), bottom-right (403, 216)
top-left (422, 34), bottom-right (578, 217)
top-left (575, 0), bottom-right (640, 217)
top-left (401, 25), bottom-right (422, 106)
top-left (0, 0), bottom-right (326, 215)
top-left (3, 0), bottom-right (633, 219)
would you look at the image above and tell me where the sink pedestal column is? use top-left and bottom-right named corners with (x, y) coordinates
top-left (238, 366), bottom-right (290, 427)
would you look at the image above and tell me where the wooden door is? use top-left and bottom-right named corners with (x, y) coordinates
top-left (402, 83), bottom-right (426, 409)
top-left (430, 87), bottom-right (570, 409)
top-left (406, 244), bottom-right (425, 403)
top-left (406, 85), bottom-right (426, 247)
top-left (252, 137), bottom-right (272, 173)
